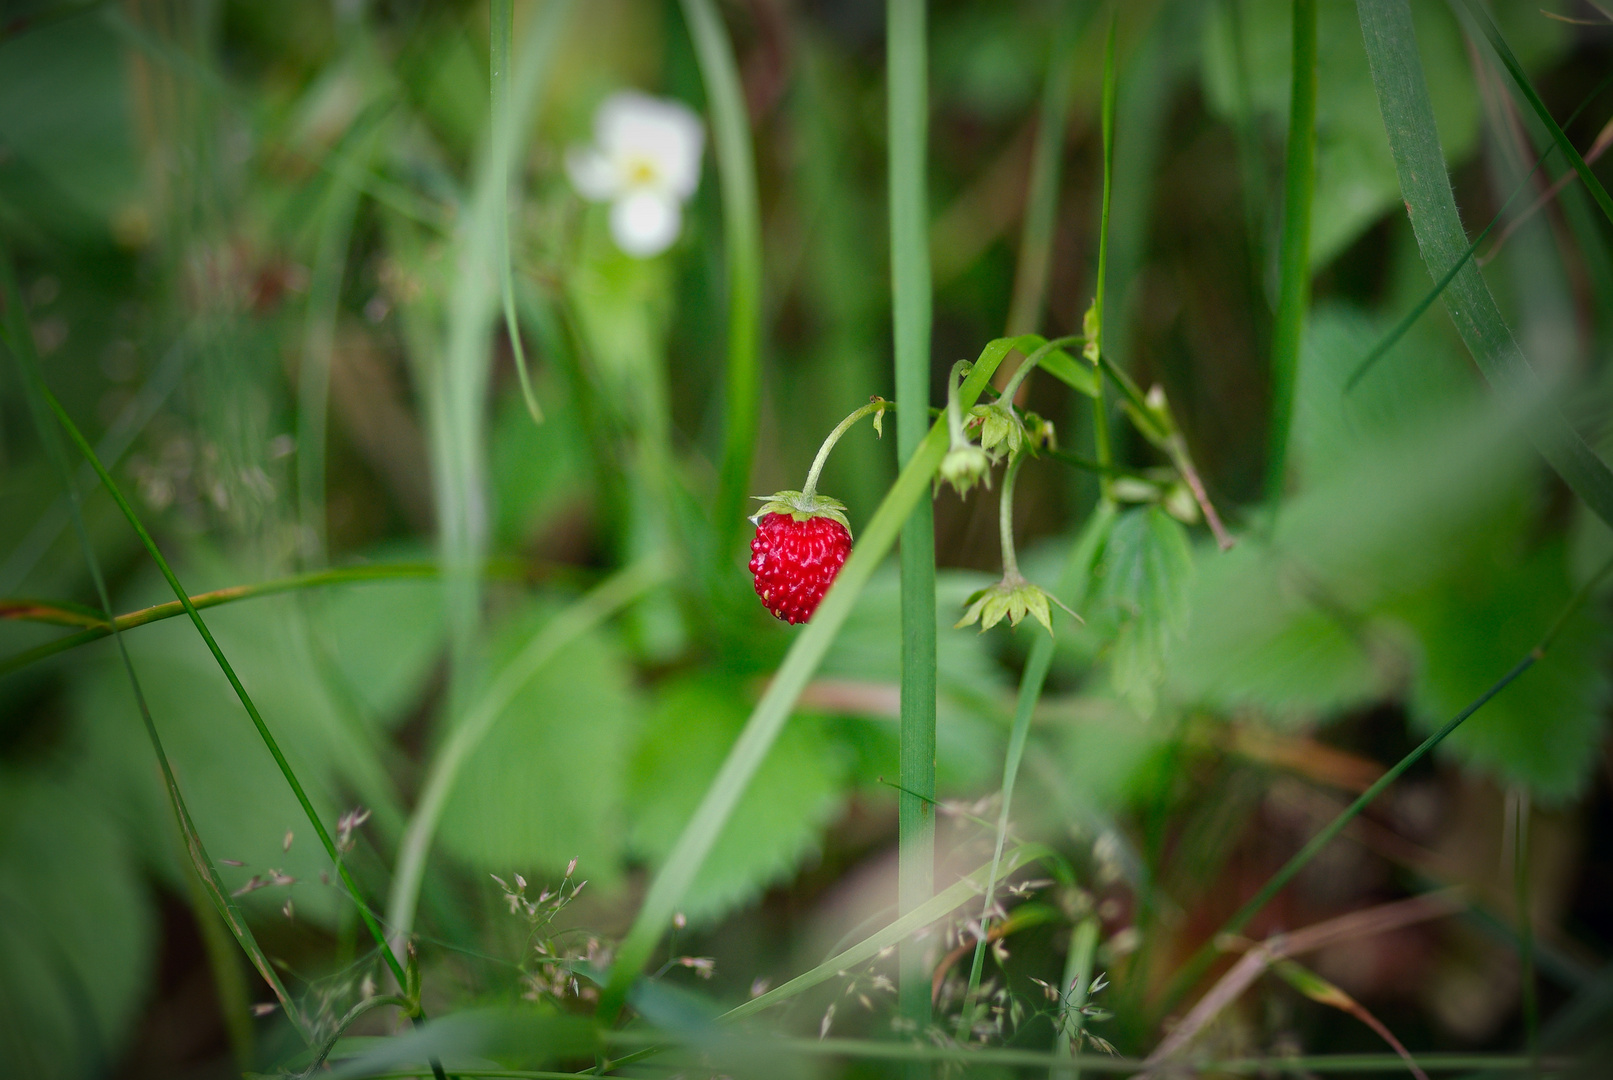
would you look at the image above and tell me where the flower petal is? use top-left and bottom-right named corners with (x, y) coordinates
top-left (595, 90), bottom-right (704, 200)
top-left (610, 189), bottom-right (682, 257)
top-left (565, 145), bottom-right (620, 201)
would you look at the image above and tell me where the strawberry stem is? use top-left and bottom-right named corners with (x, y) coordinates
top-left (801, 398), bottom-right (890, 497)
top-left (944, 360), bottom-right (973, 452)
top-left (998, 452), bottom-right (1025, 580)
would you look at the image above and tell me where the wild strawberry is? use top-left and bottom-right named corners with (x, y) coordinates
top-left (748, 492), bottom-right (852, 624)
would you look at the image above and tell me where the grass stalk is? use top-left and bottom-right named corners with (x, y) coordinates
top-left (1511, 789), bottom-right (1538, 1074)
top-left (1, 563), bottom-right (439, 676)
top-left (1, 251), bottom-right (314, 1042)
top-left (888, 0), bottom-right (939, 1042)
top-left (681, 0), bottom-right (762, 561)
top-left (596, 339), bottom-right (1020, 1023)
top-left (1262, 0), bottom-right (1316, 507)
top-left (1005, 0), bottom-right (1090, 337)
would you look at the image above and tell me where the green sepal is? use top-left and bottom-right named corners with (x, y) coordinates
top-left (749, 490), bottom-right (852, 534)
top-left (955, 573), bottom-right (1080, 636)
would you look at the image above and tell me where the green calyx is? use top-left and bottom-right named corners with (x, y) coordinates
top-left (750, 490), bottom-right (852, 534)
top-left (955, 572), bottom-right (1080, 637)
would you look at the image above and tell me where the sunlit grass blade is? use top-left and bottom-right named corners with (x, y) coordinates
top-left (681, 0), bottom-right (761, 560)
top-left (1005, 0), bottom-right (1091, 336)
top-left (1155, 545), bottom-right (1613, 1020)
top-left (886, 0), bottom-right (937, 1041)
top-left (493, 0), bottom-right (542, 425)
top-left (597, 341), bottom-right (1020, 1022)
top-left (1455, 0), bottom-right (1613, 230)
top-left (1, 562), bottom-right (440, 676)
top-left (384, 555), bottom-right (669, 944)
top-left (958, 500), bottom-right (1117, 1032)
top-left (1262, 0), bottom-right (1316, 506)
top-left (1356, 0), bottom-right (1613, 531)
top-left (1, 252), bottom-right (312, 1045)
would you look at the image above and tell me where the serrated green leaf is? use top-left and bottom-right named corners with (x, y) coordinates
top-left (626, 674), bottom-right (846, 923)
top-left (1092, 507), bottom-right (1194, 714)
top-left (437, 598), bottom-right (639, 881)
top-left (1392, 541), bottom-right (1609, 802)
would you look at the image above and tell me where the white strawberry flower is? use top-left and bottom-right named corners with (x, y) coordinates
top-left (565, 90), bottom-right (705, 258)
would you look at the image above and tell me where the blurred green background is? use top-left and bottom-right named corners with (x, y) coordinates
top-left (3, 0), bottom-right (1613, 1076)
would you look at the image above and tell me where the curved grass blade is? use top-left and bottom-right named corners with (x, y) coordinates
top-left (597, 339), bottom-right (1023, 1022)
top-left (1455, 0), bottom-right (1613, 230)
top-left (1356, 0), bottom-right (1613, 532)
top-left (682, 0), bottom-right (762, 559)
top-left (1263, 0), bottom-right (1317, 506)
top-left (886, 0), bottom-right (937, 1040)
top-left (384, 556), bottom-right (669, 945)
top-left (493, 0), bottom-right (542, 424)
top-left (1346, 70), bottom-right (1613, 392)
top-left (0, 563), bottom-right (439, 677)
top-left (1, 254), bottom-right (311, 1043)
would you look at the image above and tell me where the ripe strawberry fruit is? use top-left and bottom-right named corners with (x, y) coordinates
top-left (748, 493), bottom-right (853, 624)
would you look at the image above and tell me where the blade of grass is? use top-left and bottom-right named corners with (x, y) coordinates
top-left (1005, 0), bottom-right (1092, 337)
top-left (493, 0), bottom-right (543, 425)
top-left (680, 0), bottom-right (762, 563)
top-left (384, 555), bottom-right (669, 946)
top-left (1455, 0), bottom-right (1613, 230)
top-left (597, 339), bottom-right (1022, 1022)
top-left (1090, 12), bottom-right (1118, 501)
top-left (1511, 788), bottom-right (1538, 1073)
top-left (1262, 0), bottom-right (1316, 506)
top-left (1356, 0), bottom-right (1613, 532)
top-left (1, 252), bottom-right (312, 1043)
top-left (957, 500), bottom-right (1118, 1031)
top-left (1346, 71), bottom-right (1613, 392)
top-left (0, 562), bottom-right (439, 676)
top-left (887, 0), bottom-right (937, 1042)
top-left (25, 363), bottom-right (413, 991)
top-left (1155, 546), bottom-right (1613, 1020)
top-left (432, 0), bottom-right (569, 673)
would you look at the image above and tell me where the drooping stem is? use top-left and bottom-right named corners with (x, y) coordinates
top-left (945, 361), bottom-right (973, 449)
top-left (801, 399), bottom-right (889, 498)
top-left (998, 452), bottom-right (1026, 579)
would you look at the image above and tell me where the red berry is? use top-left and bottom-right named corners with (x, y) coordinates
top-left (748, 512), bottom-right (852, 624)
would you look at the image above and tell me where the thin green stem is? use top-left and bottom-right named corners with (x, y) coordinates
top-left (1002, 335), bottom-right (1085, 406)
top-left (0, 252), bottom-right (313, 1042)
top-left (888, 0), bottom-right (937, 1044)
top-left (682, 0), bottom-right (763, 559)
top-left (31, 377), bottom-right (409, 989)
top-left (801, 399), bottom-right (889, 498)
top-left (997, 454), bottom-right (1025, 579)
top-left (1, 563), bottom-right (438, 676)
top-left (1263, 0), bottom-right (1316, 506)
top-left (946, 361), bottom-right (973, 448)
